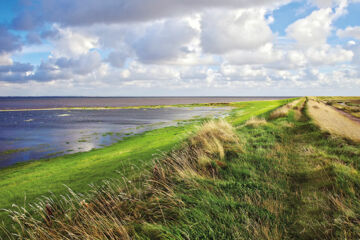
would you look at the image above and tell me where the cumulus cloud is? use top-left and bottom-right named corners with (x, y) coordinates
top-left (337, 26), bottom-right (360, 40)
top-left (305, 45), bottom-right (353, 65)
top-left (133, 19), bottom-right (197, 63)
top-left (224, 43), bottom-right (282, 65)
top-left (201, 9), bottom-right (273, 54)
top-left (286, 8), bottom-right (333, 48)
top-left (50, 26), bottom-right (99, 58)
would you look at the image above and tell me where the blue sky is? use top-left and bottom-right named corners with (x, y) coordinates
top-left (0, 0), bottom-right (360, 96)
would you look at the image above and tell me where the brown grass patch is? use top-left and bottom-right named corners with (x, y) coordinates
top-left (269, 99), bottom-right (302, 120)
top-left (244, 117), bottom-right (267, 127)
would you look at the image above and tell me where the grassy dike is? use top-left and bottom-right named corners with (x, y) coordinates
top-left (0, 99), bottom-right (291, 235)
top-left (5, 97), bottom-right (360, 239)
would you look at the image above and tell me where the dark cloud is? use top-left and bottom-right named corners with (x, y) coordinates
top-left (11, 11), bottom-right (42, 30)
top-left (106, 51), bottom-right (127, 68)
top-left (0, 62), bottom-right (34, 83)
top-left (26, 32), bottom-right (42, 44)
top-left (0, 62), bottom-right (34, 73)
top-left (0, 25), bottom-right (22, 54)
top-left (30, 51), bottom-right (102, 81)
top-left (12, 0), bottom-right (283, 29)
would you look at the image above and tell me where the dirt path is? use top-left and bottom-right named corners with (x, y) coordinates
top-left (307, 100), bottom-right (360, 142)
top-left (330, 104), bottom-right (360, 124)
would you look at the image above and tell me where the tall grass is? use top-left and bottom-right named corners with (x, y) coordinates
top-left (269, 98), bottom-right (302, 120)
top-left (3, 120), bottom-right (239, 239)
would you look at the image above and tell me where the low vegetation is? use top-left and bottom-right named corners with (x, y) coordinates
top-left (2, 97), bottom-right (360, 239)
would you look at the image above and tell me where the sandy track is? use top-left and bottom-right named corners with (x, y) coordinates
top-left (307, 100), bottom-right (360, 142)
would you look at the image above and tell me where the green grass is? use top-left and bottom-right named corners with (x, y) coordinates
top-left (0, 99), bottom-right (290, 233)
top-left (6, 97), bottom-right (360, 239)
top-left (163, 101), bottom-right (360, 239)
top-left (0, 124), bottom-right (195, 229)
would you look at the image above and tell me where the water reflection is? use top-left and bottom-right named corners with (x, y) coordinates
top-left (0, 107), bottom-right (229, 168)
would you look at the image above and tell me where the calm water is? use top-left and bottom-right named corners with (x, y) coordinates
top-left (0, 107), bottom-right (229, 168)
top-left (0, 97), bottom-right (291, 169)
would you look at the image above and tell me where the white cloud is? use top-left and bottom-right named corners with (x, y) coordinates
top-left (51, 26), bottom-right (99, 58)
top-left (337, 26), bottom-right (360, 40)
top-left (305, 45), bottom-right (353, 65)
top-left (201, 9), bottom-right (273, 54)
top-left (0, 53), bottom-right (13, 66)
top-left (286, 8), bottom-right (333, 48)
top-left (224, 43), bottom-right (282, 65)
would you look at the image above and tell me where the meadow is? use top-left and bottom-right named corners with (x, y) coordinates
top-left (2, 97), bottom-right (360, 239)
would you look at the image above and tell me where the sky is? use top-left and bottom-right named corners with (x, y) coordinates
top-left (0, 0), bottom-right (360, 96)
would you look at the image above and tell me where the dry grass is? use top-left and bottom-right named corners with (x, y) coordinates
top-left (307, 100), bottom-right (360, 142)
top-left (4, 119), bottom-right (240, 240)
top-left (269, 99), bottom-right (302, 120)
top-left (244, 117), bottom-right (267, 127)
top-left (155, 119), bottom-right (239, 181)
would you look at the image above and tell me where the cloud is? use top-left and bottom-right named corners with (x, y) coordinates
top-left (0, 25), bottom-right (22, 54)
top-left (0, 62), bottom-right (34, 73)
top-left (133, 19), bottom-right (197, 63)
top-left (201, 9), bottom-right (273, 54)
top-left (0, 62), bottom-right (34, 83)
top-left (11, 0), bottom-right (286, 29)
top-left (286, 8), bottom-right (333, 48)
top-left (30, 51), bottom-right (103, 81)
top-left (337, 26), bottom-right (360, 40)
top-left (3, 0), bottom-right (360, 95)
top-left (50, 26), bottom-right (98, 58)
top-left (106, 51), bottom-right (127, 68)
top-left (0, 53), bottom-right (13, 66)
top-left (224, 43), bottom-right (282, 65)
top-left (305, 45), bottom-right (353, 65)
top-left (54, 51), bottom-right (103, 74)
top-left (26, 32), bottom-right (42, 45)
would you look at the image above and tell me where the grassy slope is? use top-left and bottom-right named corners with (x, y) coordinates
top-left (7, 97), bottom-right (360, 239)
top-left (0, 99), bottom-right (290, 231)
top-left (0, 124), bottom-right (197, 229)
top-left (164, 99), bottom-right (360, 239)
